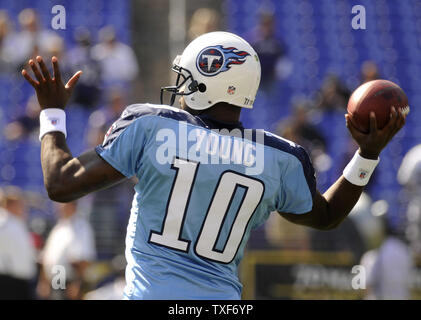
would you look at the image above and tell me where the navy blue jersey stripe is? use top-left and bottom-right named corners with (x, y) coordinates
top-left (101, 103), bottom-right (206, 149)
top-left (123, 103), bottom-right (204, 126)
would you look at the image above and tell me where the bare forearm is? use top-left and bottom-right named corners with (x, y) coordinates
top-left (280, 175), bottom-right (365, 230)
top-left (41, 133), bottom-right (126, 202)
top-left (40, 132), bottom-right (96, 202)
top-left (41, 133), bottom-right (74, 197)
top-left (321, 175), bottom-right (364, 229)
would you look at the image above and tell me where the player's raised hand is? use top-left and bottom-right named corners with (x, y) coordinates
top-left (21, 56), bottom-right (82, 110)
top-left (345, 107), bottom-right (406, 159)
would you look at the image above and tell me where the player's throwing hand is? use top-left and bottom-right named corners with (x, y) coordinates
top-left (345, 107), bottom-right (406, 160)
top-left (21, 56), bottom-right (82, 110)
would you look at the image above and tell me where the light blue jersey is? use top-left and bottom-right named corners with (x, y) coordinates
top-left (95, 103), bottom-right (316, 300)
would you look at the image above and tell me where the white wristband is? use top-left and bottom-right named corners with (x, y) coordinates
top-left (39, 108), bottom-right (67, 141)
top-left (343, 151), bottom-right (380, 186)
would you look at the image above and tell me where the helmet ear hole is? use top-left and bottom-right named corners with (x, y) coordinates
top-left (188, 80), bottom-right (199, 92)
top-left (198, 83), bottom-right (207, 93)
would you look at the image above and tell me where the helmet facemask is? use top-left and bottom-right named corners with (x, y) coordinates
top-left (160, 56), bottom-right (203, 106)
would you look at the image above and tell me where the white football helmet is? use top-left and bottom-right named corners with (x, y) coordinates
top-left (161, 31), bottom-right (261, 110)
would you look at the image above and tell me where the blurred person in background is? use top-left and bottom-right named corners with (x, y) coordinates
top-left (308, 213), bottom-right (366, 264)
top-left (91, 25), bottom-right (139, 86)
top-left (348, 193), bottom-right (383, 250)
top-left (0, 186), bottom-right (37, 299)
top-left (67, 27), bottom-right (102, 109)
top-left (397, 144), bottom-right (421, 254)
top-left (314, 74), bottom-right (351, 113)
top-left (42, 34), bottom-right (72, 78)
top-left (276, 100), bottom-right (327, 160)
top-left (85, 89), bottom-right (129, 161)
top-left (263, 212), bottom-right (310, 250)
top-left (242, 10), bottom-right (291, 130)
top-left (0, 10), bottom-right (16, 73)
top-left (83, 255), bottom-right (126, 300)
top-left (360, 61), bottom-right (381, 84)
top-left (37, 201), bottom-right (96, 300)
top-left (4, 94), bottom-right (39, 141)
top-left (97, 88), bottom-right (128, 127)
top-left (9, 8), bottom-right (61, 70)
top-left (188, 8), bottom-right (221, 41)
top-left (248, 11), bottom-right (290, 93)
top-left (275, 100), bottom-right (333, 181)
top-left (43, 34), bottom-right (65, 61)
top-left (364, 217), bottom-right (414, 300)
top-left (84, 88), bottom-right (128, 156)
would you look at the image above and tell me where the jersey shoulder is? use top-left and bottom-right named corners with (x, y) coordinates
top-left (101, 103), bottom-right (203, 149)
top-left (119, 103), bottom-right (199, 123)
top-left (263, 131), bottom-right (316, 197)
top-left (263, 131), bottom-right (308, 162)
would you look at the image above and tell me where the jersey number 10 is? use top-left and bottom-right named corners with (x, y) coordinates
top-left (149, 157), bottom-right (265, 264)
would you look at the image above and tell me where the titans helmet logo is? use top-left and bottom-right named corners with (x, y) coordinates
top-left (196, 45), bottom-right (250, 77)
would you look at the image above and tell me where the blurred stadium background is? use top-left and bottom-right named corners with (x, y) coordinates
top-left (0, 0), bottom-right (421, 299)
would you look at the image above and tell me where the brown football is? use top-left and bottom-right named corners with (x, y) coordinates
top-left (347, 79), bottom-right (410, 133)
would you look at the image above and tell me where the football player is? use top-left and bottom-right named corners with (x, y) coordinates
top-left (22, 32), bottom-right (405, 299)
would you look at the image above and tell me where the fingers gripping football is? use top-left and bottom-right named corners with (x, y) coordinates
top-left (345, 106), bottom-right (406, 159)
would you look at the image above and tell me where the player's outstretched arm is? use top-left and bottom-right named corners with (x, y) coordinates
top-left (280, 108), bottom-right (406, 230)
top-left (22, 56), bottom-right (126, 202)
